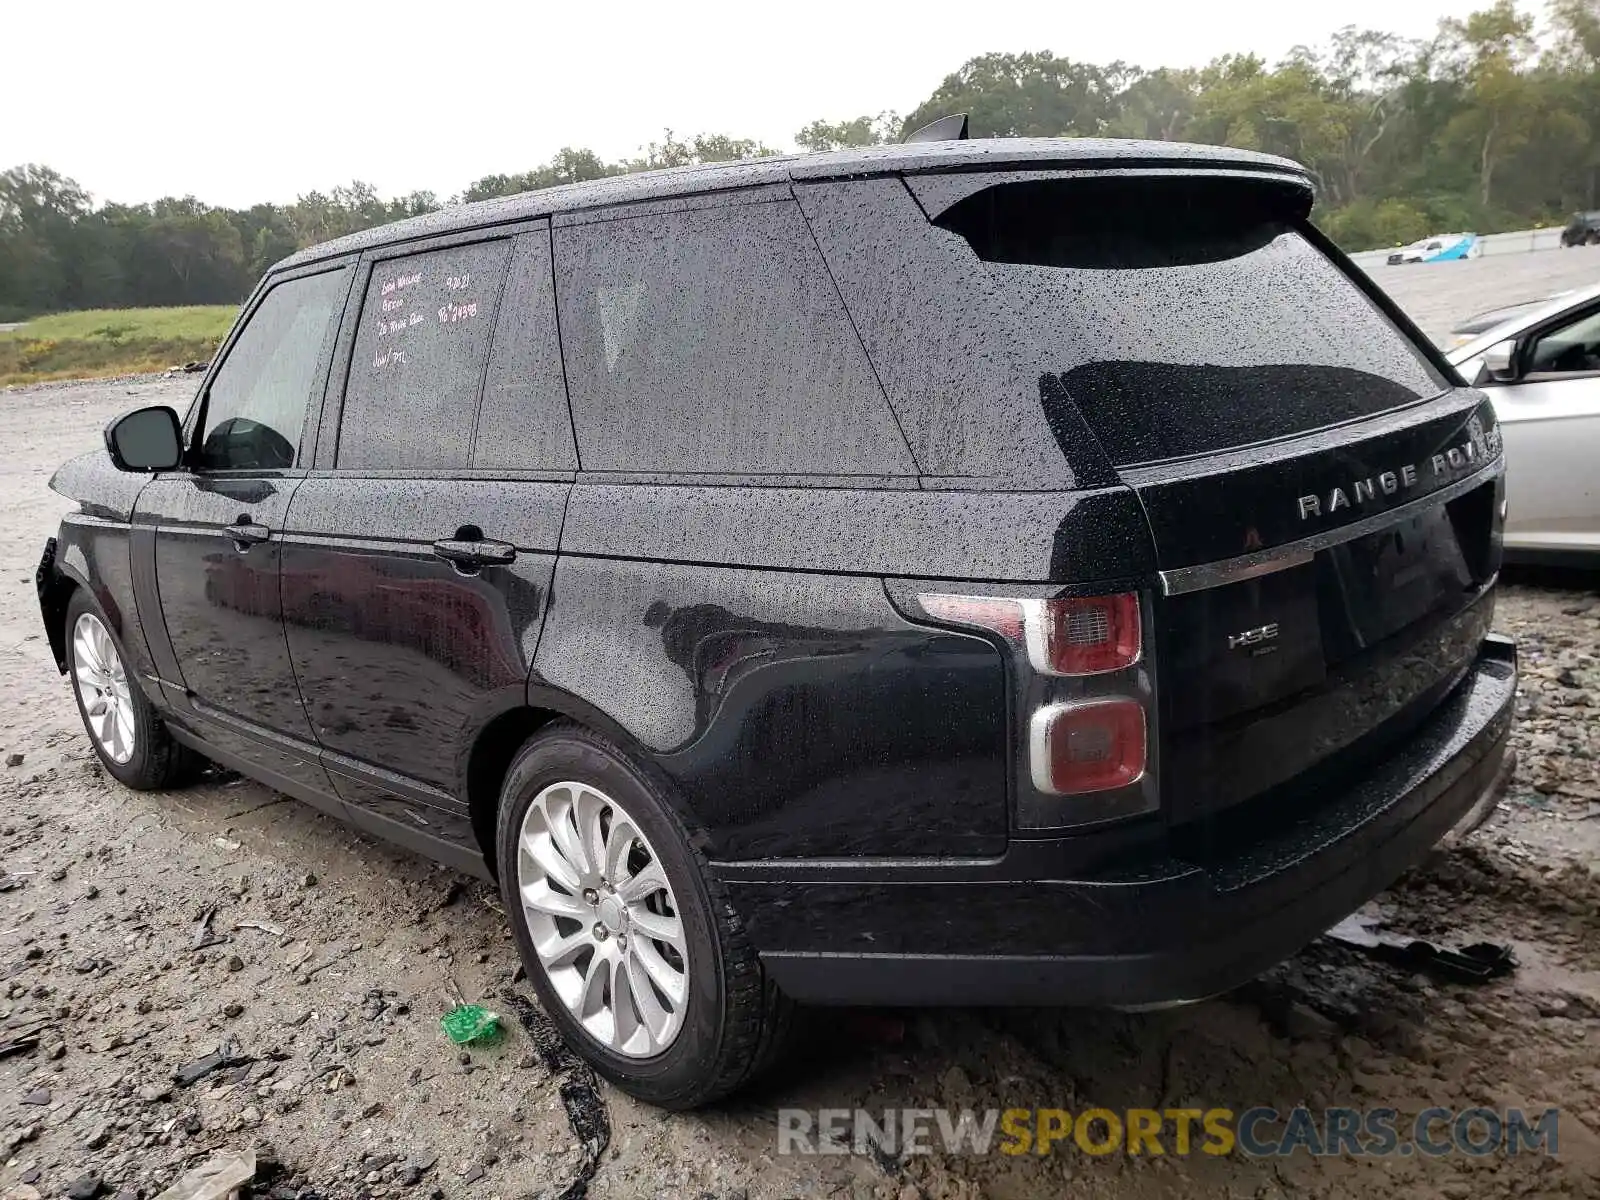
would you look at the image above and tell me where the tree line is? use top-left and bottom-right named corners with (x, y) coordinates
top-left (4, 0), bottom-right (1599, 320)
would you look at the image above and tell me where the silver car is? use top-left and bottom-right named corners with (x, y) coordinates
top-left (1448, 280), bottom-right (1600, 563)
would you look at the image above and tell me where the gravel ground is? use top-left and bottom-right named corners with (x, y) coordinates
top-left (1, 257), bottom-right (1599, 1200)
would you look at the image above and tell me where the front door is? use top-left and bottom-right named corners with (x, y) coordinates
top-left (1491, 300), bottom-right (1600, 553)
top-left (139, 262), bottom-right (352, 793)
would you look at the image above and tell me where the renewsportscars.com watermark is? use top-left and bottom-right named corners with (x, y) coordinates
top-left (778, 1106), bottom-right (1561, 1158)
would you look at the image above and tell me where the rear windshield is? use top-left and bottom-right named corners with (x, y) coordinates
top-left (933, 177), bottom-right (1447, 468)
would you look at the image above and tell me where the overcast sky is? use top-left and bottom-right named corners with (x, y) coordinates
top-left (6, 0), bottom-right (1492, 209)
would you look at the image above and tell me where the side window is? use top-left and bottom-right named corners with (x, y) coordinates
top-left (339, 240), bottom-right (513, 470)
top-left (197, 267), bottom-right (348, 471)
top-left (474, 231), bottom-right (577, 471)
top-left (1526, 306), bottom-right (1600, 377)
top-left (554, 200), bottom-right (915, 475)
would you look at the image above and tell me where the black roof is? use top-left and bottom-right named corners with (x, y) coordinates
top-left (276, 137), bottom-right (1309, 270)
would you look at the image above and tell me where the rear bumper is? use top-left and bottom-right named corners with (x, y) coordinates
top-left (729, 634), bottom-right (1516, 1006)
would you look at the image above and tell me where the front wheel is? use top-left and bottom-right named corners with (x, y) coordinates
top-left (496, 723), bottom-right (792, 1108)
top-left (65, 590), bottom-right (198, 790)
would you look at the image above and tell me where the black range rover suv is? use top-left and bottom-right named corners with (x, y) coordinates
top-left (38, 138), bottom-right (1515, 1108)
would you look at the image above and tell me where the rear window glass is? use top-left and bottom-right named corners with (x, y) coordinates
top-left (554, 200), bottom-right (914, 476)
top-left (935, 177), bottom-right (1446, 467)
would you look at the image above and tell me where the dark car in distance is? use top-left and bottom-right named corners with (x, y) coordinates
top-left (1561, 211), bottom-right (1600, 246)
top-left (38, 137), bottom-right (1517, 1109)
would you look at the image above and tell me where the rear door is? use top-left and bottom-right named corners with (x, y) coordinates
top-left (139, 261), bottom-right (353, 794)
top-left (282, 225), bottom-right (572, 855)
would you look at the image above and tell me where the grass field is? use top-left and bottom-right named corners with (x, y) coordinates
top-left (0, 305), bottom-right (238, 387)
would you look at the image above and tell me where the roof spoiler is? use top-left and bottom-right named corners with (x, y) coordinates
top-left (904, 114), bottom-right (969, 143)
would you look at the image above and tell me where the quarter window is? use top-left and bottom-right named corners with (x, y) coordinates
top-left (340, 240), bottom-right (513, 470)
top-left (197, 267), bottom-right (348, 471)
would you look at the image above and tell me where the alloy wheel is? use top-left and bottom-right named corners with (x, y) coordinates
top-left (72, 612), bottom-right (135, 765)
top-left (515, 780), bottom-right (690, 1058)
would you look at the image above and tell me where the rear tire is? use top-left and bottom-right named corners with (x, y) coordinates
top-left (65, 589), bottom-right (198, 790)
top-left (496, 722), bottom-right (793, 1108)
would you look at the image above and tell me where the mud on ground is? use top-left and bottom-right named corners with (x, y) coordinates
top-left (0, 377), bottom-right (1596, 1200)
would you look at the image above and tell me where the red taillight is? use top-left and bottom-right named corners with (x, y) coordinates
top-left (919, 591), bottom-right (1141, 676)
top-left (1030, 699), bottom-right (1146, 794)
top-left (1028, 594), bottom-right (1141, 676)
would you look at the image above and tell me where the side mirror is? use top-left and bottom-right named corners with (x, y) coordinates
top-left (104, 406), bottom-right (184, 472)
top-left (1477, 339), bottom-right (1519, 385)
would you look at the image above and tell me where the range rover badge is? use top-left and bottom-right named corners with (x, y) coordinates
top-left (1296, 438), bottom-right (1480, 522)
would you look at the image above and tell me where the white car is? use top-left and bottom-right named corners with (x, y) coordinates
top-left (1386, 233), bottom-right (1481, 265)
top-left (1448, 280), bottom-right (1600, 562)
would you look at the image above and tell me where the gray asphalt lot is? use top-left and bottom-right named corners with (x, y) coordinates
top-left (1358, 243), bottom-right (1600, 342)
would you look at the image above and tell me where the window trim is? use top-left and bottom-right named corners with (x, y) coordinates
top-left (312, 222), bottom-right (546, 473)
top-left (184, 257), bottom-right (357, 476)
top-left (549, 182), bottom-right (789, 230)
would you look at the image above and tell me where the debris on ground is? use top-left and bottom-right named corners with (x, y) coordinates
top-left (173, 1040), bottom-right (253, 1087)
top-left (0, 1016), bottom-right (48, 1058)
top-left (0, 1033), bottom-right (40, 1058)
top-left (503, 988), bottom-right (610, 1200)
top-left (149, 1149), bottom-right (254, 1200)
top-left (190, 905), bottom-right (226, 952)
top-left (1326, 913), bottom-right (1518, 982)
top-left (440, 1003), bottom-right (501, 1045)
top-left (235, 918), bottom-right (285, 937)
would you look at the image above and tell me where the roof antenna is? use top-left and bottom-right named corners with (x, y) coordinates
top-left (903, 114), bottom-right (970, 143)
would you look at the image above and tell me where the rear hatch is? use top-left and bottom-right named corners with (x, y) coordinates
top-left (1132, 403), bottom-right (1501, 829)
top-left (800, 165), bottom-right (1503, 829)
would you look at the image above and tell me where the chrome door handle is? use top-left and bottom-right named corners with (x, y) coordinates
top-left (225, 519), bottom-right (271, 547)
top-left (431, 537), bottom-right (517, 568)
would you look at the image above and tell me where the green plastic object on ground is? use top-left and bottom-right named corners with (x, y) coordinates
top-left (441, 1004), bottom-right (501, 1045)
